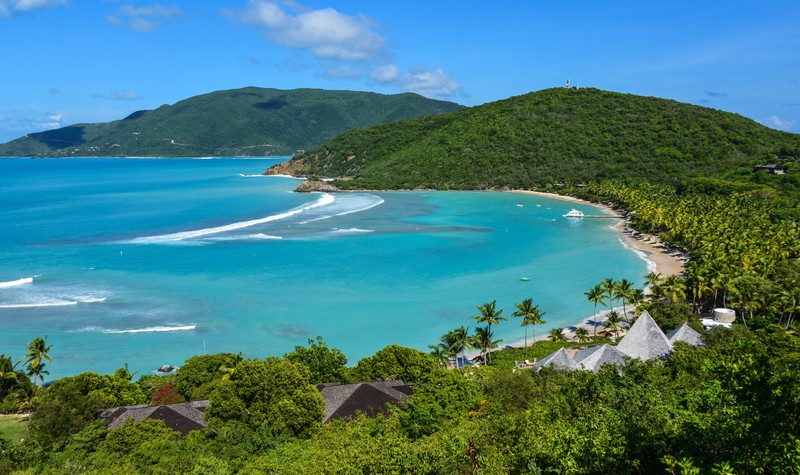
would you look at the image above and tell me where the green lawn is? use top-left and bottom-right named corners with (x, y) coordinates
top-left (0, 414), bottom-right (29, 443)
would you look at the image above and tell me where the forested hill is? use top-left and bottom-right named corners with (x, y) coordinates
top-left (267, 87), bottom-right (800, 190)
top-left (0, 88), bottom-right (463, 158)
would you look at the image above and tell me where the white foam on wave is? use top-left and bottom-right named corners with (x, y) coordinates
top-left (300, 194), bottom-right (384, 224)
top-left (331, 228), bottom-right (374, 235)
top-left (0, 277), bottom-right (33, 288)
top-left (209, 233), bottom-right (283, 241)
top-left (72, 324), bottom-right (196, 334)
top-left (128, 193), bottom-right (336, 243)
top-left (74, 296), bottom-right (108, 303)
top-left (0, 300), bottom-right (77, 309)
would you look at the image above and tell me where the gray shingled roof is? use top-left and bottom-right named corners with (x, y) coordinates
top-left (666, 322), bottom-right (704, 347)
top-left (97, 400), bottom-right (209, 435)
top-left (573, 344), bottom-right (627, 372)
top-left (317, 380), bottom-right (411, 423)
top-left (616, 311), bottom-right (673, 360)
top-left (533, 348), bottom-right (578, 371)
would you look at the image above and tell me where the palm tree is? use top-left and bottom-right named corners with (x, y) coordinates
top-left (548, 327), bottom-right (568, 343)
top-left (661, 275), bottom-right (687, 304)
top-left (450, 326), bottom-right (471, 369)
top-left (470, 326), bottom-right (502, 365)
top-left (472, 300), bottom-right (507, 336)
top-left (428, 344), bottom-right (451, 369)
top-left (605, 311), bottom-right (622, 339)
top-left (512, 298), bottom-right (546, 358)
top-left (584, 284), bottom-right (607, 338)
top-left (601, 278), bottom-right (616, 311)
top-left (24, 336), bottom-right (53, 386)
top-left (614, 278), bottom-right (634, 323)
top-left (574, 327), bottom-right (590, 344)
top-left (0, 355), bottom-right (19, 398)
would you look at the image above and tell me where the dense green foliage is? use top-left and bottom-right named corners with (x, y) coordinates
top-left (284, 336), bottom-right (350, 384)
top-left (269, 87), bottom-right (800, 191)
top-left (2, 328), bottom-right (798, 474)
top-left (0, 87), bottom-right (463, 157)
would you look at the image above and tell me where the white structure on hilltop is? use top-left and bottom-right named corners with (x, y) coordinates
top-left (534, 311), bottom-right (705, 373)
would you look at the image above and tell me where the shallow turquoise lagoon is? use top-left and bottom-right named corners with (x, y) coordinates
top-left (0, 157), bottom-right (647, 379)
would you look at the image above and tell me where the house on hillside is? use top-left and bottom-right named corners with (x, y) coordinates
top-left (754, 164), bottom-right (786, 175)
top-left (315, 380), bottom-right (412, 423)
top-left (97, 400), bottom-right (209, 436)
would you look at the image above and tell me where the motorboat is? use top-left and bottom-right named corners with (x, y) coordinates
top-left (563, 209), bottom-right (584, 218)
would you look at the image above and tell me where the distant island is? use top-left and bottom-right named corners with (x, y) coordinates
top-left (0, 87), bottom-right (463, 158)
top-left (266, 87), bottom-right (800, 192)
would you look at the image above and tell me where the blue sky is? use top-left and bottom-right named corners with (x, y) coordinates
top-left (0, 0), bottom-right (798, 143)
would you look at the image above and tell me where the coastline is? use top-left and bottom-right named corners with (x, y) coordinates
top-left (509, 189), bottom-right (684, 277)
top-left (499, 189), bottom-right (685, 350)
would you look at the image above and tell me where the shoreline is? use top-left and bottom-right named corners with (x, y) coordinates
top-left (509, 189), bottom-right (684, 277)
top-left (498, 189), bottom-right (685, 353)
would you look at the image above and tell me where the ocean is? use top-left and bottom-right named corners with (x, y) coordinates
top-left (0, 157), bottom-right (648, 379)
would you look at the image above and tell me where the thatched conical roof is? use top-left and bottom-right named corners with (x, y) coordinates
top-left (666, 322), bottom-right (704, 347)
top-left (533, 347), bottom-right (578, 371)
top-left (616, 310), bottom-right (673, 360)
top-left (573, 344), bottom-right (627, 372)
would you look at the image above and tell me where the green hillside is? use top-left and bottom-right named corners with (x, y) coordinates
top-left (268, 87), bottom-right (800, 190)
top-left (0, 88), bottom-right (463, 157)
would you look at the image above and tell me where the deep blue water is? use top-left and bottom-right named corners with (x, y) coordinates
top-left (0, 157), bottom-right (648, 379)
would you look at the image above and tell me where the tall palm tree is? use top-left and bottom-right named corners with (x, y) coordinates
top-left (450, 326), bottom-right (471, 369)
top-left (574, 327), bottom-right (590, 344)
top-left (584, 284), bottom-right (607, 338)
top-left (601, 278), bottom-right (616, 311)
top-left (470, 327), bottom-right (502, 365)
top-left (472, 300), bottom-right (507, 336)
top-left (512, 298), bottom-right (546, 358)
top-left (614, 278), bottom-right (634, 323)
top-left (548, 327), bottom-right (568, 343)
top-left (662, 275), bottom-right (687, 304)
top-left (24, 336), bottom-right (53, 386)
top-left (605, 311), bottom-right (622, 340)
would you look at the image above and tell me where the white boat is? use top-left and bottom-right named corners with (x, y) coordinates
top-left (563, 209), bottom-right (584, 218)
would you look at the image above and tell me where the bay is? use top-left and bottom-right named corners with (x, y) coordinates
top-left (0, 157), bottom-right (647, 379)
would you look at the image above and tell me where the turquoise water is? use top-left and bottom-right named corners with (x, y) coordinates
top-left (0, 157), bottom-right (648, 379)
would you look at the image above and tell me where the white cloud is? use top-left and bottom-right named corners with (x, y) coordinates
top-left (0, 110), bottom-right (66, 134)
top-left (225, 1), bottom-right (463, 99)
top-left (107, 3), bottom-right (183, 32)
top-left (93, 89), bottom-right (143, 101)
top-left (226, 1), bottom-right (386, 62)
top-left (0, 0), bottom-right (66, 17)
top-left (371, 65), bottom-right (462, 98)
top-left (765, 115), bottom-right (797, 131)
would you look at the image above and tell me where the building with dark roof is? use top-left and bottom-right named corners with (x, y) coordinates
top-left (315, 380), bottom-right (411, 423)
top-left (97, 400), bottom-right (209, 436)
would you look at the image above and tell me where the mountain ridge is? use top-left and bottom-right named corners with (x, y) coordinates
top-left (0, 87), bottom-right (464, 158)
top-left (266, 87), bottom-right (800, 191)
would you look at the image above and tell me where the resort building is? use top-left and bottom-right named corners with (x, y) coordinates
top-left (534, 311), bottom-right (704, 373)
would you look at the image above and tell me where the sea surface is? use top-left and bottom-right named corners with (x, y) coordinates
top-left (0, 157), bottom-right (648, 379)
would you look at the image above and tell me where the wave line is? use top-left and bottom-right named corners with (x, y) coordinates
top-left (0, 277), bottom-right (33, 288)
top-left (129, 193), bottom-right (335, 243)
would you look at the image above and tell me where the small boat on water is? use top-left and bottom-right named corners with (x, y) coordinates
top-left (563, 209), bottom-right (584, 218)
top-left (520, 277), bottom-right (530, 281)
